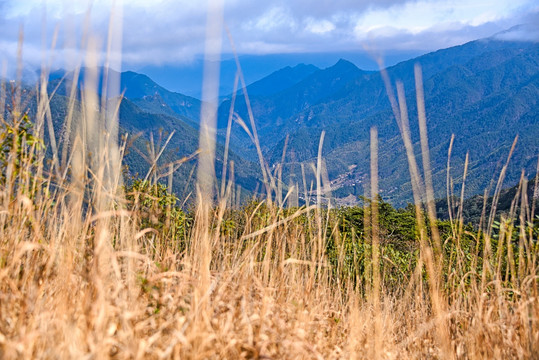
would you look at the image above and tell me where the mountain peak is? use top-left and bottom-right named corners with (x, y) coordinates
top-left (121, 70), bottom-right (152, 82)
top-left (318, 59), bottom-right (361, 77)
top-left (333, 58), bottom-right (358, 69)
top-left (292, 63), bottom-right (318, 71)
top-left (324, 59), bottom-right (361, 75)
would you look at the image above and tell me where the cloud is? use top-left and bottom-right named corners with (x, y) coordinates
top-left (0, 0), bottom-right (537, 73)
top-left (353, 0), bottom-right (533, 38)
top-left (278, 0), bottom-right (415, 19)
top-left (492, 10), bottom-right (539, 42)
top-left (305, 18), bottom-right (336, 35)
top-left (494, 25), bottom-right (539, 42)
top-left (244, 6), bottom-right (297, 32)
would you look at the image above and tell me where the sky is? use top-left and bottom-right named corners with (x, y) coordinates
top-left (0, 0), bottom-right (538, 74)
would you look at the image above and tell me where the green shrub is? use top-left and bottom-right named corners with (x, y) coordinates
top-left (124, 178), bottom-right (189, 256)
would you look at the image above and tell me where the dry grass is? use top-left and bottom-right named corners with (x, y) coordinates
top-left (0, 5), bottom-right (538, 359)
top-left (1, 167), bottom-right (537, 359)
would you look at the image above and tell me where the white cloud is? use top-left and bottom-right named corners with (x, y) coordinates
top-left (494, 23), bottom-right (539, 42)
top-left (305, 18), bottom-right (336, 34)
top-left (353, 0), bottom-right (532, 39)
top-left (245, 6), bottom-right (296, 32)
top-left (240, 40), bottom-right (302, 54)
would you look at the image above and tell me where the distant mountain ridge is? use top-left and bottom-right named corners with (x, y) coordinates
top-left (237, 63), bottom-right (319, 98)
top-left (31, 29), bottom-right (539, 207)
top-left (37, 67), bottom-right (262, 200)
top-left (134, 50), bottom-right (423, 98)
top-left (47, 68), bottom-right (203, 124)
top-left (116, 97), bottom-right (260, 198)
top-left (217, 59), bottom-right (366, 132)
top-left (213, 36), bottom-right (539, 207)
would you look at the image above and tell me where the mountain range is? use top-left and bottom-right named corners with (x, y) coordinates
top-left (215, 35), bottom-right (539, 207)
top-left (11, 28), bottom-right (539, 208)
top-left (134, 50), bottom-right (424, 98)
top-left (39, 67), bottom-right (260, 200)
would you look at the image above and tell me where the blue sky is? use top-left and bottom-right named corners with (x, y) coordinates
top-left (0, 0), bottom-right (538, 72)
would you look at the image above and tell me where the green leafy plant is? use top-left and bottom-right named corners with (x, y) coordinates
top-left (0, 112), bottom-right (45, 187)
top-left (124, 178), bottom-right (189, 256)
